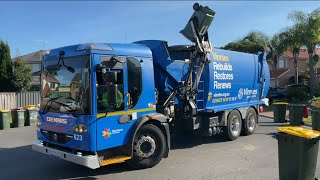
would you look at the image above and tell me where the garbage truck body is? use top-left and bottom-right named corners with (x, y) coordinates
top-left (32, 3), bottom-right (270, 169)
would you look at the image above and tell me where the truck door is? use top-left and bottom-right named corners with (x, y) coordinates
top-left (96, 55), bottom-right (130, 150)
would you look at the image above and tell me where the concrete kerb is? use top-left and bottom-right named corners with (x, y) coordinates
top-left (258, 114), bottom-right (312, 127)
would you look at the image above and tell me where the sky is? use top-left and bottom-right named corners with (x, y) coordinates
top-left (0, 1), bottom-right (318, 57)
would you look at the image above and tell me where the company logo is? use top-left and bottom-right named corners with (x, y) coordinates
top-left (46, 117), bottom-right (67, 124)
top-left (102, 128), bottom-right (112, 139)
top-left (102, 128), bottom-right (124, 139)
top-left (238, 88), bottom-right (244, 99)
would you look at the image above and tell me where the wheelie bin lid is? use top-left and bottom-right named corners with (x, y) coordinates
top-left (273, 102), bottom-right (288, 105)
top-left (25, 105), bottom-right (36, 109)
top-left (278, 126), bottom-right (320, 139)
top-left (0, 109), bottom-right (9, 112)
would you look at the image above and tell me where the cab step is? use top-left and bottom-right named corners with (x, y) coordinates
top-left (99, 156), bottom-right (131, 166)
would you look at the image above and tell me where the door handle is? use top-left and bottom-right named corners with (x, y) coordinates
top-left (126, 93), bottom-right (131, 107)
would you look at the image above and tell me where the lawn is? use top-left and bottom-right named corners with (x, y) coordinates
top-left (303, 116), bottom-right (312, 124)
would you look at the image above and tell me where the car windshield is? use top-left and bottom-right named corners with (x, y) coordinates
top-left (40, 55), bottom-right (91, 114)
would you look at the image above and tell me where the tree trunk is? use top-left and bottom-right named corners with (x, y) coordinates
top-left (293, 55), bottom-right (298, 84)
top-left (308, 52), bottom-right (315, 96)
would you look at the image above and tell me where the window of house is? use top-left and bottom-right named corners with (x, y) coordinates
top-left (277, 58), bottom-right (287, 68)
top-left (32, 63), bottom-right (41, 73)
top-left (49, 83), bottom-right (55, 89)
top-left (127, 57), bottom-right (142, 109)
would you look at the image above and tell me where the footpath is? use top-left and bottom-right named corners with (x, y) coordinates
top-left (259, 110), bottom-right (312, 127)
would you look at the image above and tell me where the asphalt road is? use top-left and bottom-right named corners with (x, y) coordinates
top-left (0, 117), bottom-right (319, 180)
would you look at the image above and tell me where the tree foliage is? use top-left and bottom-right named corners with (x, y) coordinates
top-left (222, 40), bottom-right (265, 54)
top-left (11, 57), bottom-right (32, 92)
top-left (0, 41), bottom-right (32, 92)
top-left (242, 31), bottom-right (270, 51)
top-left (0, 40), bottom-right (13, 91)
top-left (288, 8), bottom-right (320, 96)
top-left (266, 33), bottom-right (287, 70)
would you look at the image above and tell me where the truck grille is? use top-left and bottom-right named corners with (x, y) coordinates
top-left (41, 130), bottom-right (73, 144)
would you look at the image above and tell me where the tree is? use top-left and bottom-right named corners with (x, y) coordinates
top-left (222, 41), bottom-right (265, 54)
top-left (242, 31), bottom-right (270, 51)
top-left (278, 25), bottom-right (304, 84)
top-left (266, 33), bottom-right (286, 70)
top-left (288, 8), bottom-right (320, 96)
top-left (0, 40), bottom-right (13, 91)
top-left (11, 57), bottom-right (32, 92)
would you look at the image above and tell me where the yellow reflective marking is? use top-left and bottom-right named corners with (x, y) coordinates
top-left (97, 107), bottom-right (156, 118)
top-left (99, 156), bottom-right (131, 166)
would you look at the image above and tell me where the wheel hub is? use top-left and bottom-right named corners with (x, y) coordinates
top-left (247, 113), bottom-right (256, 131)
top-left (231, 116), bottom-right (240, 136)
top-left (135, 135), bottom-right (156, 158)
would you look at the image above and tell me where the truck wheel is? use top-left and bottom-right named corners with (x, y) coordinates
top-left (241, 108), bottom-right (257, 136)
top-left (223, 110), bottom-right (242, 141)
top-left (128, 124), bottom-right (166, 169)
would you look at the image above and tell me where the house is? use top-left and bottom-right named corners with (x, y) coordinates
top-left (13, 50), bottom-right (44, 91)
top-left (268, 48), bottom-right (320, 87)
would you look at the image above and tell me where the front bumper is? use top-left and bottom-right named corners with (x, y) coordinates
top-left (32, 141), bottom-right (100, 169)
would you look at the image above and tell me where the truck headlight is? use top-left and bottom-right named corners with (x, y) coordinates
top-left (73, 124), bottom-right (87, 134)
top-left (35, 118), bottom-right (41, 127)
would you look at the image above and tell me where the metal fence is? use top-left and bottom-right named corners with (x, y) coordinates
top-left (0, 91), bottom-right (41, 110)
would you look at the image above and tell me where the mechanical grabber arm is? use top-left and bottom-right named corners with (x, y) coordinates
top-left (179, 3), bottom-right (215, 100)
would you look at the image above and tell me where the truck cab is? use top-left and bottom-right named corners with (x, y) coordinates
top-left (33, 43), bottom-right (170, 169)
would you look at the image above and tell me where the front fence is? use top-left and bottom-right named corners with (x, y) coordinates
top-left (0, 91), bottom-right (41, 110)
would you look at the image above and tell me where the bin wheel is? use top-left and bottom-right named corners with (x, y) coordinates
top-left (223, 110), bottom-right (242, 141)
top-left (241, 108), bottom-right (257, 136)
top-left (127, 124), bottom-right (166, 169)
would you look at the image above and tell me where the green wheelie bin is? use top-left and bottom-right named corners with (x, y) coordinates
top-left (276, 126), bottom-right (320, 180)
top-left (311, 108), bottom-right (320, 131)
top-left (0, 110), bottom-right (10, 130)
top-left (11, 108), bottom-right (26, 128)
top-left (287, 104), bottom-right (305, 126)
top-left (273, 102), bottom-right (288, 123)
top-left (24, 105), bottom-right (38, 126)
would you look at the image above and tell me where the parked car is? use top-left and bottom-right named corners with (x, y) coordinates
top-left (267, 87), bottom-right (286, 103)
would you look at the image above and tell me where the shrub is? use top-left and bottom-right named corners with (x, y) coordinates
top-left (288, 86), bottom-right (309, 103)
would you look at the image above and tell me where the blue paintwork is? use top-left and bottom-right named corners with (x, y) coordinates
top-left (38, 40), bottom-right (270, 153)
top-left (136, 40), bottom-right (270, 112)
top-left (39, 43), bottom-right (155, 152)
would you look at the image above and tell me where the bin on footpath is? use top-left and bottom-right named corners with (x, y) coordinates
top-left (287, 104), bottom-right (305, 126)
top-left (276, 126), bottom-right (320, 180)
top-left (0, 110), bottom-right (10, 130)
top-left (273, 102), bottom-right (288, 123)
top-left (311, 108), bottom-right (320, 131)
top-left (11, 108), bottom-right (26, 128)
top-left (24, 105), bottom-right (38, 126)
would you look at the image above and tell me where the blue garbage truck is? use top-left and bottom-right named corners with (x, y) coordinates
top-left (32, 3), bottom-right (270, 169)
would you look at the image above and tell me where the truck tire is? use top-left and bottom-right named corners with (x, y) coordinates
top-left (127, 124), bottom-right (166, 169)
top-left (241, 108), bottom-right (257, 136)
top-left (223, 110), bottom-right (242, 141)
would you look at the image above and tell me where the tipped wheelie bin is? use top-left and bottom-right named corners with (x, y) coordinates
top-left (0, 110), bottom-right (10, 130)
top-left (276, 126), bottom-right (320, 180)
top-left (11, 108), bottom-right (26, 128)
top-left (24, 105), bottom-right (38, 126)
top-left (287, 104), bottom-right (305, 126)
top-left (273, 102), bottom-right (288, 123)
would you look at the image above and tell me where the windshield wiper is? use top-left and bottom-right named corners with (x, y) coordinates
top-left (42, 95), bottom-right (64, 114)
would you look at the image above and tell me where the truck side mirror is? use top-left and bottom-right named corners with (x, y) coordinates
top-left (96, 64), bottom-right (102, 72)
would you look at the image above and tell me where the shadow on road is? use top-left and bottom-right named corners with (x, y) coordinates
top-left (0, 134), bottom-right (231, 179)
top-left (171, 133), bottom-right (227, 150)
top-left (258, 124), bottom-right (289, 127)
top-left (0, 145), bottom-right (140, 180)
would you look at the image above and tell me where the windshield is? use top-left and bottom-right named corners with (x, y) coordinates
top-left (40, 55), bottom-right (91, 114)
